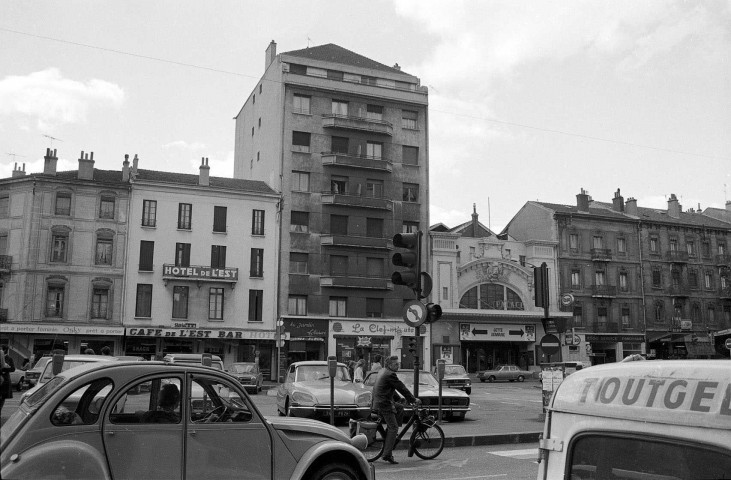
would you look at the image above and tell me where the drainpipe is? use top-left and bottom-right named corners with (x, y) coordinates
top-left (637, 221), bottom-right (647, 351)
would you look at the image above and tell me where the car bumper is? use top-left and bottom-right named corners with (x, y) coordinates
top-left (288, 405), bottom-right (372, 420)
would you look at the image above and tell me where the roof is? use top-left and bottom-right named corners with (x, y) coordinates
top-left (283, 43), bottom-right (409, 76)
top-left (134, 169), bottom-right (277, 195)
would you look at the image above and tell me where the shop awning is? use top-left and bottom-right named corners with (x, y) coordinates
top-left (646, 331), bottom-right (691, 344)
top-left (685, 338), bottom-right (717, 357)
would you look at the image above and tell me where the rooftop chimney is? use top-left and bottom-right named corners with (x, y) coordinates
top-left (11, 162), bottom-right (26, 178)
top-left (576, 188), bottom-right (590, 212)
top-left (199, 157), bottom-right (210, 186)
top-left (77, 150), bottom-right (95, 180)
top-left (122, 154), bottom-right (130, 182)
top-left (625, 197), bottom-right (638, 216)
top-left (43, 148), bottom-right (58, 175)
top-left (612, 188), bottom-right (624, 212)
top-left (472, 203), bottom-right (478, 237)
top-left (265, 40), bottom-right (277, 70)
top-left (667, 193), bottom-right (681, 219)
top-left (726, 200), bottom-right (731, 212)
top-left (393, 63), bottom-right (401, 71)
top-left (132, 154), bottom-right (139, 177)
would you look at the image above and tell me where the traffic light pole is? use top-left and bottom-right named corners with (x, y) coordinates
top-left (413, 328), bottom-right (420, 398)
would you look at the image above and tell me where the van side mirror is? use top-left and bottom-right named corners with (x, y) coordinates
top-left (202, 353), bottom-right (212, 367)
top-left (52, 349), bottom-right (65, 375)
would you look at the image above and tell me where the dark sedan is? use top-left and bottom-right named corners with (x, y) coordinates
top-left (228, 362), bottom-right (264, 393)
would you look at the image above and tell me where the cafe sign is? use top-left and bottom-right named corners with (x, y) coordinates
top-left (126, 328), bottom-right (275, 340)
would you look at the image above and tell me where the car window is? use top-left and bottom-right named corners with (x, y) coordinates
top-left (51, 378), bottom-right (114, 426)
top-left (41, 360), bottom-right (98, 382)
top-left (445, 365), bottom-right (466, 375)
top-left (25, 376), bottom-right (64, 407)
top-left (295, 365), bottom-right (349, 382)
top-left (190, 376), bottom-right (253, 423)
top-left (231, 364), bottom-right (256, 374)
top-left (363, 373), bottom-right (378, 387)
top-left (111, 377), bottom-right (182, 424)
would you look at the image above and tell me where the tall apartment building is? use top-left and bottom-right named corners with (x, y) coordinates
top-left (506, 188), bottom-right (731, 363)
top-left (234, 42), bottom-right (430, 374)
top-left (122, 156), bottom-right (280, 377)
top-left (0, 149), bottom-right (130, 362)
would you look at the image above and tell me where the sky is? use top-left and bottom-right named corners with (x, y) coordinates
top-left (1, 0), bottom-right (730, 232)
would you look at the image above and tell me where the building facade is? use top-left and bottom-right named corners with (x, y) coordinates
top-left (234, 42), bottom-right (431, 376)
top-left (1, 149), bottom-right (130, 363)
top-left (121, 156), bottom-right (280, 377)
top-left (429, 206), bottom-right (570, 373)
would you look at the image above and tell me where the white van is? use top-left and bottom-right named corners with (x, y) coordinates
top-left (537, 360), bottom-right (731, 480)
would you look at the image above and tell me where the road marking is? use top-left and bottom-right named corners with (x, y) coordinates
top-left (490, 448), bottom-right (537, 457)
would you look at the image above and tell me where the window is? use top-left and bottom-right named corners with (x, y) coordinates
top-left (569, 233), bottom-right (579, 251)
top-left (178, 203), bottom-right (192, 230)
top-left (619, 271), bottom-right (628, 291)
top-left (592, 236), bottom-right (603, 249)
top-left (290, 211), bottom-right (310, 233)
top-left (288, 295), bottom-right (307, 315)
top-left (708, 305), bottom-right (716, 324)
top-left (139, 241), bottom-right (154, 271)
top-left (686, 240), bottom-right (695, 256)
top-left (702, 240), bottom-right (711, 257)
top-left (654, 301), bottom-right (664, 323)
top-left (327, 70), bottom-right (344, 81)
top-left (47, 285), bottom-right (64, 317)
top-left (402, 146), bottom-right (418, 165)
top-left (332, 100), bottom-right (348, 116)
top-left (403, 183), bottom-right (419, 202)
top-left (330, 255), bottom-right (348, 276)
top-left (248, 290), bottom-right (263, 321)
top-left (366, 104), bottom-right (383, 121)
top-left (51, 233), bottom-right (68, 262)
top-left (142, 200), bottom-right (157, 227)
top-left (669, 238), bottom-right (678, 252)
top-left (289, 63), bottom-right (307, 75)
top-left (402, 110), bottom-right (418, 129)
top-left (366, 257), bottom-right (383, 278)
top-left (671, 268), bottom-right (681, 288)
top-left (442, 287), bottom-right (449, 300)
top-left (617, 237), bottom-right (626, 254)
top-left (704, 271), bottom-right (712, 289)
top-left (55, 378), bottom-right (114, 426)
top-left (95, 237), bottom-right (113, 265)
top-left (289, 253), bottom-right (308, 274)
top-left (597, 306), bottom-right (607, 326)
top-left (594, 270), bottom-right (606, 286)
top-left (720, 242), bottom-right (727, 255)
top-left (172, 286), bottom-right (189, 318)
top-left (691, 303), bottom-right (701, 323)
top-left (91, 287), bottom-right (109, 319)
top-left (292, 171), bottom-right (310, 192)
top-left (331, 215), bottom-right (348, 235)
top-left (111, 378), bottom-right (181, 425)
top-left (366, 179), bottom-right (383, 198)
top-left (292, 131), bottom-right (311, 153)
top-left (649, 237), bottom-right (658, 253)
top-left (259, 84), bottom-right (262, 94)
top-left (329, 297), bottom-right (347, 317)
top-left (250, 248), bottom-right (263, 277)
top-left (573, 303), bottom-right (583, 327)
top-left (403, 221), bottom-right (419, 233)
top-left (331, 176), bottom-right (348, 195)
top-left (365, 298), bottom-right (383, 318)
top-left (99, 196), bottom-right (115, 219)
top-left (209, 288), bottom-right (224, 320)
top-left (652, 267), bottom-right (662, 287)
top-left (459, 288), bottom-right (477, 309)
top-left (55, 192), bottom-right (71, 216)
top-left (252, 210), bottom-right (265, 235)
top-left (366, 217), bottom-right (383, 237)
top-left (331, 136), bottom-right (349, 154)
top-left (621, 305), bottom-right (630, 327)
top-left (689, 269), bottom-right (698, 288)
top-left (0, 195), bottom-right (8, 217)
top-left (213, 206), bottom-right (227, 233)
top-left (175, 243), bottom-right (190, 267)
top-left (293, 94), bottom-right (311, 114)
top-left (366, 141), bottom-right (382, 159)
top-left (211, 245), bottom-right (226, 269)
top-left (360, 75), bottom-right (377, 85)
top-left (135, 284), bottom-right (152, 317)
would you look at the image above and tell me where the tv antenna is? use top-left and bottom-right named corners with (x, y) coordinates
top-left (6, 152), bottom-right (26, 162)
top-left (42, 134), bottom-right (64, 146)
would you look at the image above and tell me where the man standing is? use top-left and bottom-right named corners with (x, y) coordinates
top-left (371, 355), bottom-right (419, 464)
top-left (1, 345), bottom-right (16, 415)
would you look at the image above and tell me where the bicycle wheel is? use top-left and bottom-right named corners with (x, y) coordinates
top-left (362, 424), bottom-right (386, 462)
top-left (410, 422), bottom-right (445, 460)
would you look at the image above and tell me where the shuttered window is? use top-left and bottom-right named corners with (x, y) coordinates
top-left (139, 241), bottom-right (154, 271)
top-left (213, 206), bottom-right (227, 233)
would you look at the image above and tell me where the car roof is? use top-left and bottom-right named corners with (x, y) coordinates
top-left (232, 362), bottom-right (256, 365)
top-left (57, 355), bottom-right (122, 362)
top-left (163, 353), bottom-right (222, 361)
top-left (292, 360), bottom-right (347, 367)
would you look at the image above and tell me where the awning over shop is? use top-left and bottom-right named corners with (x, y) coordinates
top-left (646, 331), bottom-right (691, 344)
top-left (685, 338), bottom-right (716, 357)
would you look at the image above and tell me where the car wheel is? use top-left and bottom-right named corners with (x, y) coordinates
top-left (480, 378), bottom-right (486, 383)
top-left (517, 375), bottom-right (525, 382)
top-left (308, 463), bottom-right (359, 480)
top-left (257, 381), bottom-right (262, 393)
top-left (488, 376), bottom-right (496, 383)
top-left (465, 387), bottom-right (471, 395)
top-left (285, 398), bottom-right (292, 417)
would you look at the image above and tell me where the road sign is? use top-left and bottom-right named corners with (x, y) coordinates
top-left (402, 300), bottom-right (427, 328)
top-left (540, 334), bottom-right (560, 355)
top-left (725, 338), bottom-right (731, 350)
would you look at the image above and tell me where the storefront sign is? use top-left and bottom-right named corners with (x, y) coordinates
top-left (172, 322), bottom-right (198, 329)
top-left (125, 328), bottom-right (275, 339)
top-left (283, 318), bottom-right (328, 339)
top-left (162, 264), bottom-right (238, 281)
top-left (585, 334), bottom-right (645, 343)
top-left (1, 323), bottom-right (124, 336)
top-left (459, 323), bottom-right (536, 342)
top-left (356, 336), bottom-right (371, 347)
top-left (331, 320), bottom-right (416, 336)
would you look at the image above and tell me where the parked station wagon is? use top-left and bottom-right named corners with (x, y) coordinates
top-left (477, 364), bottom-right (532, 383)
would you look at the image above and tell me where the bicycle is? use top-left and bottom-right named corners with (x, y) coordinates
top-left (360, 402), bottom-right (445, 462)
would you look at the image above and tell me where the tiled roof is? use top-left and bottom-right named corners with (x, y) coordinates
top-left (45, 170), bottom-right (124, 184)
top-left (283, 43), bottom-right (409, 76)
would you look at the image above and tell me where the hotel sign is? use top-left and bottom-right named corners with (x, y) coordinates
top-left (163, 264), bottom-right (238, 281)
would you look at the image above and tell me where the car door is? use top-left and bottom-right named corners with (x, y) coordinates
top-left (185, 373), bottom-right (272, 480)
top-left (104, 376), bottom-right (184, 480)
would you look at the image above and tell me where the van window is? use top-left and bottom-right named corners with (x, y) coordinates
top-left (569, 434), bottom-right (731, 480)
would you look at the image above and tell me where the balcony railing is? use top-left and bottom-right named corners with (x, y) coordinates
top-left (591, 284), bottom-right (617, 297)
top-left (720, 285), bottom-right (731, 300)
top-left (320, 275), bottom-right (392, 290)
top-left (668, 284), bottom-right (691, 297)
top-left (320, 235), bottom-right (389, 250)
top-left (0, 308), bottom-right (7, 322)
top-left (717, 253), bottom-right (731, 267)
top-left (321, 152), bottom-right (393, 172)
top-left (322, 114), bottom-right (393, 136)
top-left (666, 250), bottom-right (689, 263)
top-left (321, 192), bottom-right (393, 210)
top-left (590, 248), bottom-right (612, 261)
top-left (0, 255), bottom-right (11, 272)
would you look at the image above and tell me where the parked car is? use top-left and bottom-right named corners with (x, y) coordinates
top-left (1, 361), bottom-right (374, 480)
top-left (162, 353), bottom-right (224, 370)
top-left (24, 356), bottom-right (52, 387)
top-left (276, 361), bottom-right (372, 422)
top-left (9, 368), bottom-right (28, 391)
top-left (228, 362), bottom-right (264, 393)
top-left (433, 363), bottom-right (472, 394)
top-left (19, 355), bottom-right (121, 403)
top-left (362, 369), bottom-right (471, 421)
top-left (477, 364), bottom-right (532, 382)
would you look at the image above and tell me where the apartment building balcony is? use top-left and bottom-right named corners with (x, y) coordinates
top-left (716, 253), bottom-right (731, 267)
top-left (665, 251), bottom-right (689, 263)
top-left (320, 234), bottom-right (390, 250)
top-left (668, 284), bottom-right (691, 297)
top-left (0, 255), bottom-right (11, 273)
top-left (321, 192), bottom-right (393, 211)
top-left (320, 275), bottom-right (393, 290)
top-left (720, 285), bottom-right (731, 300)
top-left (0, 308), bottom-right (7, 322)
top-left (591, 284), bottom-right (617, 298)
top-left (162, 264), bottom-right (239, 286)
top-left (322, 114), bottom-right (393, 136)
top-left (590, 248), bottom-right (612, 262)
top-left (321, 152), bottom-right (393, 172)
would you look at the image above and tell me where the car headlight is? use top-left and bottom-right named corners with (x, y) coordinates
top-left (466, 380), bottom-right (471, 385)
top-left (355, 392), bottom-right (372, 407)
top-left (291, 391), bottom-right (316, 406)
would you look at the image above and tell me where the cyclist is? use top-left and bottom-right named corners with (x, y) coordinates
top-left (372, 355), bottom-right (420, 464)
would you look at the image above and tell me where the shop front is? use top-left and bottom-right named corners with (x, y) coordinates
top-left (278, 317), bottom-right (329, 377)
top-left (457, 321), bottom-right (538, 373)
top-left (585, 333), bottom-right (645, 363)
top-left (1, 323), bottom-right (125, 366)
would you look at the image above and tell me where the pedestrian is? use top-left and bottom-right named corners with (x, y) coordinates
top-left (353, 359), bottom-right (365, 383)
top-left (21, 357), bottom-right (30, 370)
top-left (84, 348), bottom-right (95, 355)
top-left (1, 345), bottom-right (16, 415)
top-left (371, 355), bottom-right (420, 464)
top-left (347, 360), bottom-right (355, 381)
top-left (101, 346), bottom-right (112, 356)
top-left (370, 354), bottom-right (382, 373)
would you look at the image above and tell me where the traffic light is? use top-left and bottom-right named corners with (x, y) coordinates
top-left (276, 319), bottom-right (286, 348)
top-left (407, 336), bottom-right (418, 354)
top-left (534, 263), bottom-right (549, 308)
top-left (392, 232), bottom-right (421, 294)
top-left (425, 303), bottom-right (442, 323)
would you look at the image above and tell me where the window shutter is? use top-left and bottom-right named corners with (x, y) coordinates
top-left (139, 241), bottom-right (154, 271)
top-left (213, 206), bottom-right (227, 232)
